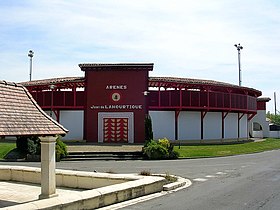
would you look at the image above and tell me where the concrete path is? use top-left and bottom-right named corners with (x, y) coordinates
top-left (0, 181), bottom-right (83, 208)
top-left (67, 144), bottom-right (143, 153)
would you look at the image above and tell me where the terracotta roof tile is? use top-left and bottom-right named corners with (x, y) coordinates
top-left (0, 81), bottom-right (68, 136)
top-left (20, 77), bottom-right (85, 88)
top-left (19, 75), bottom-right (262, 96)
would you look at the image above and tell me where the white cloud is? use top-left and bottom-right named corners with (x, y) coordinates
top-left (0, 0), bottom-right (280, 110)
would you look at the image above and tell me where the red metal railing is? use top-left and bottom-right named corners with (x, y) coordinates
top-left (147, 90), bottom-right (257, 113)
top-left (30, 91), bottom-right (85, 109)
top-left (30, 89), bottom-right (257, 113)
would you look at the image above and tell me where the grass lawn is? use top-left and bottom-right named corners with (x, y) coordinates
top-left (0, 142), bottom-right (16, 159)
top-left (174, 138), bottom-right (280, 158)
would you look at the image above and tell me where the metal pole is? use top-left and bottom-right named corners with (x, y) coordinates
top-left (28, 50), bottom-right (34, 81)
top-left (238, 49), bottom-right (241, 86)
top-left (234, 44), bottom-right (243, 86)
top-left (274, 92), bottom-right (277, 116)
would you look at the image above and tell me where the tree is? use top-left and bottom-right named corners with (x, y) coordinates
top-left (145, 114), bottom-right (153, 141)
top-left (267, 112), bottom-right (280, 125)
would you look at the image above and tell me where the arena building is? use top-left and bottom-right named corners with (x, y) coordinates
top-left (20, 63), bottom-right (270, 144)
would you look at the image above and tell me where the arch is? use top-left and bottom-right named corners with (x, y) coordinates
top-left (251, 122), bottom-right (263, 138)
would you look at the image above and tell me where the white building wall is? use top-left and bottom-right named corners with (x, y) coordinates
top-left (149, 111), bottom-right (175, 140)
top-left (269, 131), bottom-right (280, 138)
top-left (240, 114), bottom-right (248, 138)
top-left (178, 111), bottom-right (201, 140)
top-left (249, 110), bottom-right (269, 138)
top-left (60, 110), bottom-right (84, 140)
top-left (150, 110), bottom-right (251, 142)
top-left (224, 113), bottom-right (238, 139)
top-left (203, 112), bottom-right (222, 140)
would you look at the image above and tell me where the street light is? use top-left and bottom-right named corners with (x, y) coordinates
top-left (28, 50), bottom-right (34, 81)
top-left (234, 43), bottom-right (243, 86)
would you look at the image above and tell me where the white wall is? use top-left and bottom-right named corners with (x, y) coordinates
top-left (224, 113), bottom-right (238, 139)
top-left (253, 131), bottom-right (263, 138)
top-left (60, 110), bottom-right (84, 140)
top-left (203, 112), bottom-right (222, 140)
top-left (269, 131), bottom-right (280, 138)
top-left (149, 111), bottom-right (175, 140)
top-left (240, 114), bottom-right (248, 138)
top-left (150, 110), bottom-right (251, 141)
top-left (178, 111), bottom-right (201, 140)
top-left (250, 110), bottom-right (270, 138)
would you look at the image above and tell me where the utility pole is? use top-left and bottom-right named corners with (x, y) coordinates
top-left (234, 43), bottom-right (243, 86)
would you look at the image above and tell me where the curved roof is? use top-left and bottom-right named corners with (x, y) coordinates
top-left (20, 77), bottom-right (85, 90)
top-left (149, 77), bottom-right (262, 96)
top-left (0, 80), bottom-right (68, 136)
top-left (20, 76), bottom-right (261, 96)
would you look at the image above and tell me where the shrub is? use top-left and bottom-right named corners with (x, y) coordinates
top-left (16, 136), bottom-right (40, 155)
top-left (16, 135), bottom-right (68, 161)
top-left (158, 138), bottom-right (170, 149)
top-left (145, 114), bottom-right (153, 141)
top-left (143, 142), bottom-right (169, 160)
top-left (56, 137), bottom-right (68, 161)
top-left (168, 149), bottom-right (180, 159)
top-left (16, 136), bottom-right (28, 153)
top-left (143, 138), bottom-right (179, 160)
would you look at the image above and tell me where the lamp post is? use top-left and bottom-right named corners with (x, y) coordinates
top-left (234, 43), bottom-right (243, 86)
top-left (28, 50), bottom-right (34, 81)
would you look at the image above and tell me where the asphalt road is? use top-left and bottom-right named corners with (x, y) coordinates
top-left (2, 149), bottom-right (280, 209)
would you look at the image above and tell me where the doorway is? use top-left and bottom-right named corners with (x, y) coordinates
top-left (98, 112), bottom-right (134, 143)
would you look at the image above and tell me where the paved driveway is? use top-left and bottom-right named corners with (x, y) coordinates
top-left (2, 149), bottom-right (280, 209)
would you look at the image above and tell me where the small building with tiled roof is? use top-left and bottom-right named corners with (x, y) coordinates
top-left (20, 63), bottom-right (269, 144)
top-left (0, 81), bottom-right (67, 137)
top-left (0, 80), bottom-right (68, 199)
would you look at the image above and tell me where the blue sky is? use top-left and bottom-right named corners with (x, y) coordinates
top-left (0, 0), bottom-right (280, 112)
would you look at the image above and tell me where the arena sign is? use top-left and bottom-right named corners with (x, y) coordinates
top-left (91, 104), bottom-right (143, 110)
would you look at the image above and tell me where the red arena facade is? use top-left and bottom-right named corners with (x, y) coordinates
top-left (21, 63), bottom-right (269, 144)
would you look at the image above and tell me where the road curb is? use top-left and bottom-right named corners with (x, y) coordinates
top-left (163, 175), bottom-right (191, 191)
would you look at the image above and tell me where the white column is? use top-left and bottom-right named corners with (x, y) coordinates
top-left (39, 136), bottom-right (57, 199)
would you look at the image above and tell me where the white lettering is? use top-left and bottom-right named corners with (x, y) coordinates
top-left (91, 104), bottom-right (143, 110)
top-left (105, 85), bottom-right (128, 90)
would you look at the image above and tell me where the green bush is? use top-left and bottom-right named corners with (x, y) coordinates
top-left (145, 114), bottom-right (153, 141)
top-left (16, 135), bottom-right (68, 161)
top-left (158, 138), bottom-right (170, 149)
top-left (16, 136), bottom-right (40, 155)
top-left (16, 136), bottom-right (28, 153)
top-left (143, 142), bottom-right (169, 160)
top-left (143, 138), bottom-right (179, 160)
top-left (56, 137), bottom-right (68, 161)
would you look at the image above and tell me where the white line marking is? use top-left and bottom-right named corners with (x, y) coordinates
top-left (216, 172), bottom-right (227, 175)
top-left (193, 178), bottom-right (208, 182)
top-left (225, 170), bottom-right (235, 172)
top-left (205, 175), bottom-right (216, 178)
